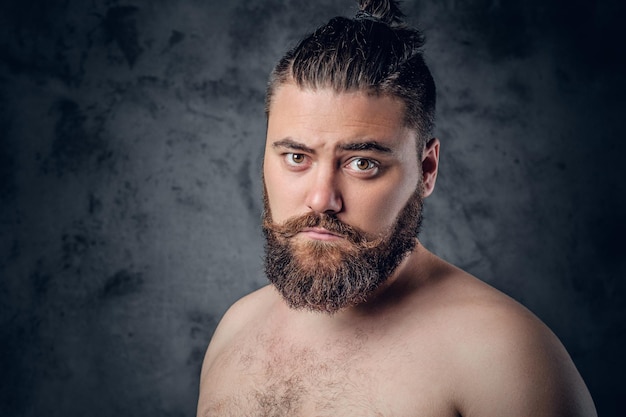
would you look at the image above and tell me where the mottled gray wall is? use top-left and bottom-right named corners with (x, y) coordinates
top-left (0, 0), bottom-right (624, 416)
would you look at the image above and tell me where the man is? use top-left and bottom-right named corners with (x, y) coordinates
top-left (197, 1), bottom-right (597, 415)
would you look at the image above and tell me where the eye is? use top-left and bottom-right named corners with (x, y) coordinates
top-left (346, 158), bottom-right (379, 176)
top-left (283, 153), bottom-right (309, 169)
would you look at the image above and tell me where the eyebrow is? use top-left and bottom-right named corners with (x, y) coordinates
top-left (338, 141), bottom-right (393, 154)
top-left (272, 138), bottom-right (315, 153)
top-left (272, 138), bottom-right (394, 154)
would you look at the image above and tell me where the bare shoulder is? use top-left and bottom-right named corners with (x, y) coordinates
top-left (424, 259), bottom-right (596, 417)
top-left (196, 285), bottom-right (280, 415)
top-left (200, 285), bottom-right (276, 364)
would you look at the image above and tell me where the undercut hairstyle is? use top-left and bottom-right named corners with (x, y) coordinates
top-left (265, 0), bottom-right (436, 149)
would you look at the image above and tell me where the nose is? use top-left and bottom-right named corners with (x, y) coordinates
top-left (305, 167), bottom-right (343, 214)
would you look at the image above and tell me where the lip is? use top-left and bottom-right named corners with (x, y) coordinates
top-left (299, 227), bottom-right (344, 241)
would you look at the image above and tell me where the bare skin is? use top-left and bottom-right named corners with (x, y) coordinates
top-left (197, 84), bottom-right (597, 417)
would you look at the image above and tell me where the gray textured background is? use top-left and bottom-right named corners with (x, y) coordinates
top-left (1, 0), bottom-right (624, 416)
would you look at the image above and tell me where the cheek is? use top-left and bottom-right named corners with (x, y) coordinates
top-left (345, 182), bottom-right (414, 235)
top-left (349, 163), bottom-right (421, 232)
top-left (263, 162), bottom-right (302, 222)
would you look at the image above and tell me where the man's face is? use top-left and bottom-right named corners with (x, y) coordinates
top-left (262, 84), bottom-right (425, 313)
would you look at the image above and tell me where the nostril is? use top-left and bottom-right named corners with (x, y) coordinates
top-left (306, 191), bottom-right (342, 214)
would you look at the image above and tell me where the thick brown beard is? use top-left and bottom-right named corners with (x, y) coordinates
top-left (262, 185), bottom-right (424, 314)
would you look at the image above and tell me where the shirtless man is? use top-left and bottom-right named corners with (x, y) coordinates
top-left (197, 1), bottom-right (597, 415)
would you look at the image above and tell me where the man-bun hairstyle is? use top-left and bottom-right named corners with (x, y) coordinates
top-left (266, 0), bottom-right (436, 147)
top-left (354, 0), bottom-right (407, 25)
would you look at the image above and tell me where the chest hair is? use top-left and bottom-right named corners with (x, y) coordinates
top-left (203, 330), bottom-right (392, 417)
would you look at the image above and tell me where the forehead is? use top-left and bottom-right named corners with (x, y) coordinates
top-left (266, 84), bottom-right (413, 149)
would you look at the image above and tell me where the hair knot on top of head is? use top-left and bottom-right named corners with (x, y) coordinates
top-left (354, 10), bottom-right (380, 23)
top-left (266, 0), bottom-right (436, 148)
top-left (357, 0), bottom-right (406, 26)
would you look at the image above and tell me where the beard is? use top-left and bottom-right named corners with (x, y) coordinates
top-left (262, 184), bottom-right (424, 314)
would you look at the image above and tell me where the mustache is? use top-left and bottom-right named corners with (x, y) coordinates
top-left (262, 212), bottom-right (383, 248)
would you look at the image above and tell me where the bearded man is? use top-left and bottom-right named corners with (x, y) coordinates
top-left (197, 1), bottom-right (597, 416)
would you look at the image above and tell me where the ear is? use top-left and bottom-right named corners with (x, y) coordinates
top-left (421, 138), bottom-right (440, 198)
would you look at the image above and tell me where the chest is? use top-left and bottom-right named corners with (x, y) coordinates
top-left (200, 332), bottom-right (455, 417)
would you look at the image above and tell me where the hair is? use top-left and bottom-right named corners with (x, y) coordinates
top-left (265, 0), bottom-right (436, 149)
